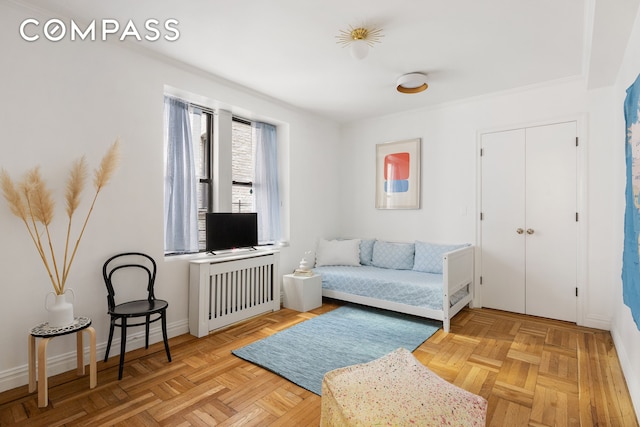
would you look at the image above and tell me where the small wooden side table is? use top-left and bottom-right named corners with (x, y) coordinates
top-left (28, 316), bottom-right (97, 407)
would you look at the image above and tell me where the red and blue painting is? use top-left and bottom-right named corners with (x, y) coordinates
top-left (384, 152), bottom-right (410, 193)
top-left (376, 138), bottom-right (420, 209)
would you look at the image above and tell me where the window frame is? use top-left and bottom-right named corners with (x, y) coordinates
top-left (164, 94), bottom-right (281, 256)
top-left (190, 106), bottom-right (258, 251)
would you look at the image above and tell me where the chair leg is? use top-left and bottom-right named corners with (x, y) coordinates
top-left (145, 314), bottom-right (150, 349)
top-left (104, 318), bottom-right (116, 362)
top-left (161, 311), bottom-right (172, 362)
top-left (118, 318), bottom-right (127, 380)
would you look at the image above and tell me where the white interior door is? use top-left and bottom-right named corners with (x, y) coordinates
top-left (525, 122), bottom-right (577, 322)
top-left (480, 129), bottom-right (526, 313)
top-left (480, 121), bottom-right (577, 322)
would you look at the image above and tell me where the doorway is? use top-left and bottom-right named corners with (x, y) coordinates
top-left (479, 121), bottom-right (578, 322)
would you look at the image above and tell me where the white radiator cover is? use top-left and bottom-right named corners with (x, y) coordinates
top-left (189, 250), bottom-right (280, 337)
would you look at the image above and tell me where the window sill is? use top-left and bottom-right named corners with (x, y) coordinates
top-left (163, 244), bottom-right (285, 262)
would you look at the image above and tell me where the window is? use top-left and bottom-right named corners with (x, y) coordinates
top-left (163, 95), bottom-right (281, 255)
top-left (195, 114), bottom-right (256, 249)
top-left (231, 118), bottom-right (254, 214)
top-left (192, 108), bottom-right (212, 250)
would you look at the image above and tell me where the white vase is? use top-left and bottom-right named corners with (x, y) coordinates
top-left (299, 258), bottom-right (311, 271)
top-left (45, 289), bottom-right (75, 328)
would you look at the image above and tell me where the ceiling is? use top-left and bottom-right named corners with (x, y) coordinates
top-left (14, 0), bottom-right (640, 123)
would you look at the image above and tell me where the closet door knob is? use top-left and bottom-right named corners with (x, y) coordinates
top-left (516, 228), bottom-right (524, 234)
top-left (526, 228), bottom-right (535, 235)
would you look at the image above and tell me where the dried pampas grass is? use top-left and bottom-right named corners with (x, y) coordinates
top-left (65, 157), bottom-right (88, 218)
top-left (1, 139), bottom-right (121, 295)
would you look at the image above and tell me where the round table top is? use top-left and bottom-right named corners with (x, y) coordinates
top-left (30, 316), bottom-right (92, 338)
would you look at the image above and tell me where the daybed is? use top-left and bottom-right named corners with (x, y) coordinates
top-left (312, 238), bottom-right (474, 333)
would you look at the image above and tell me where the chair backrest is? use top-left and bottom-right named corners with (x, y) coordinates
top-left (103, 252), bottom-right (157, 310)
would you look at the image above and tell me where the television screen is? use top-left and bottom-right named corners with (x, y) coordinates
top-left (205, 213), bottom-right (258, 252)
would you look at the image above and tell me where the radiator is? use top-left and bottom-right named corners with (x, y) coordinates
top-left (189, 250), bottom-right (280, 337)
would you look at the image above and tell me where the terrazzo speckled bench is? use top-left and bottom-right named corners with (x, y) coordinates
top-left (320, 347), bottom-right (487, 426)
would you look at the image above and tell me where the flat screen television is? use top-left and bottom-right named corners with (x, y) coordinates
top-left (205, 212), bottom-right (258, 252)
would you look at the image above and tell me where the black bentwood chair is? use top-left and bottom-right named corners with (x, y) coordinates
top-left (102, 252), bottom-right (171, 380)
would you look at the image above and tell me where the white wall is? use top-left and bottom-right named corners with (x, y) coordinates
top-left (0, 1), bottom-right (341, 392)
top-left (340, 80), bottom-right (612, 328)
top-left (611, 2), bottom-right (640, 418)
top-left (338, 57), bottom-right (640, 414)
top-left (338, 78), bottom-right (618, 330)
top-left (339, 79), bottom-right (581, 240)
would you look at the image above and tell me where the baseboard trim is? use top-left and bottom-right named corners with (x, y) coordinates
top-left (581, 313), bottom-right (612, 331)
top-left (0, 319), bottom-right (189, 393)
top-left (610, 326), bottom-right (640, 422)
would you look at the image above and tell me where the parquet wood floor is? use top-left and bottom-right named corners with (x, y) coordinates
top-left (0, 301), bottom-right (637, 426)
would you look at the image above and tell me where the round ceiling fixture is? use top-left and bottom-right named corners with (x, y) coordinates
top-left (397, 73), bottom-right (428, 94)
top-left (336, 25), bottom-right (384, 60)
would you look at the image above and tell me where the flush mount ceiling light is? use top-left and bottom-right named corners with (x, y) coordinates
top-left (336, 25), bottom-right (384, 60)
top-left (396, 72), bottom-right (428, 94)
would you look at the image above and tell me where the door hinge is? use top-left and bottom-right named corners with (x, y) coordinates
top-left (576, 287), bottom-right (578, 297)
top-left (576, 212), bottom-right (579, 222)
top-left (480, 276), bottom-right (483, 285)
top-left (480, 212), bottom-right (484, 220)
top-left (576, 137), bottom-right (579, 147)
top-left (480, 148), bottom-right (484, 156)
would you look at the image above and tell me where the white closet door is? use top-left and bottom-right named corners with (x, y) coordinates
top-left (480, 129), bottom-right (526, 313)
top-left (525, 122), bottom-right (577, 322)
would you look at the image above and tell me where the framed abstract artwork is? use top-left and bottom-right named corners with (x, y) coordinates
top-left (375, 138), bottom-right (421, 209)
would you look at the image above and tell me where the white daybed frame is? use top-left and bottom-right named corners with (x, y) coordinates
top-left (321, 246), bottom-right (474, 333)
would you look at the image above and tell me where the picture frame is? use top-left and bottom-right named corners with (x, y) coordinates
top-left (375, 138), bottom-right (421, 209)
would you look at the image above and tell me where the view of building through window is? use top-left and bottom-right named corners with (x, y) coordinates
top-left (231, 119), bottom-right (254, 213)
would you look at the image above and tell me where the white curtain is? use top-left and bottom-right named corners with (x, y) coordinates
top-left (163, 96), bottom-right (199, 253)
top-left (253, 122), bottom-right (281, 244)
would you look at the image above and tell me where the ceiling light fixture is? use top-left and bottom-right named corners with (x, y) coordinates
top-left (336, 25), bottom-right (384, 60)
top-left (396, 73), bottom-right (428, 94)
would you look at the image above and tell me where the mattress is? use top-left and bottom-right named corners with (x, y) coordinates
top-left (313, 265), bottom-right (465, 311)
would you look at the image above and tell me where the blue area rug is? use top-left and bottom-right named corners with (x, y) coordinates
top-left (231, 304), bottom-right (440, 395)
